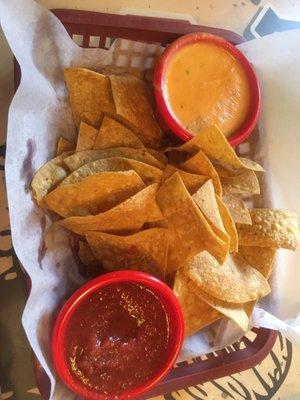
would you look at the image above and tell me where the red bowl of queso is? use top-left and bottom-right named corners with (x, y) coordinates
top-left (52, 271), bottom-right (184, 400)
top-left (153, 32), bottom-right (260, 146)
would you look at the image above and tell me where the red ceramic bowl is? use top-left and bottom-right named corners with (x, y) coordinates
top-left (153, 32), bottom-right (261, 147)
top-left (52, 271), bottom-right (184, 400)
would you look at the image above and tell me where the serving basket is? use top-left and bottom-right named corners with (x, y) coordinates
top-left (13, 8), bottom-right (277, 399)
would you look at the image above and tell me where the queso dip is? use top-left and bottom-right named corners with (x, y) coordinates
top-left (164, 42), bottom-right (250, 137)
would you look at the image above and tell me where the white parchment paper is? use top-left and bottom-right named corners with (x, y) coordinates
top-left (1, 0), bottom-right (300, 398)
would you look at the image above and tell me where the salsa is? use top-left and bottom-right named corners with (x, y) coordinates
top-left (65, 282), bottom-right (170, 395)
top-left (164, 42), bottom-right (250, 137)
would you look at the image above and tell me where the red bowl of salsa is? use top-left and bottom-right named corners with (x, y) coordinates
top-left (52, 271), bottom-right (184, 399)
top-left (153, 32), bottom-right (261, 147)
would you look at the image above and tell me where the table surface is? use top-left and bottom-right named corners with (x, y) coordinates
top-left (1, 1), bottom-right (300, 399)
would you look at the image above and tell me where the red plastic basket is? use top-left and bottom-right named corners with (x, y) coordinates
top-left (14, 9), bottom-right (277, 400)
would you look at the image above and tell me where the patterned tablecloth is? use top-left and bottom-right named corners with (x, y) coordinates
top-left (1, 1), bottom-right (300, 399)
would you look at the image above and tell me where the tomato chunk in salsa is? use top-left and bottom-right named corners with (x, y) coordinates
top-left (65, 282), bottom-right (170, 395)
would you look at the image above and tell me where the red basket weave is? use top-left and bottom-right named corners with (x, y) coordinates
top-left (14, 9), bottom-right (277, 399)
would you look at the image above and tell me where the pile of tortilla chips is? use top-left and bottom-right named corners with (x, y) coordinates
top-left (30, 68), bottom-right (299, 337)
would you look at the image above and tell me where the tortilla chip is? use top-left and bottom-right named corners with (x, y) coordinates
top-left (180, 151), bottom-right (222, 196)
top-left (216, 195), bottom-right (238, 252)
top-left (156, 173), bottom-right (228, 268)
top-left (60, 157), bottom-right (162, 187)
top-left (63, 147), bottom-right (164, 171)
top-left (59, 184), bottom-right (163, 235)
top-left (185, 251), bottom-right (271, 303)
top-left (189, 284), bottom-right (250, 332)
top-left (30, 152), bottom-right (72, 205)
top-left (214, 161), bottom-right (258, 179)
top-left (109, 74), bottom-right (164, 149)
top-left (237, 209), bottom-right (299, 250)
top-left (86, 228), bottom-right (170, 278)
top-left (239, 246), bottom-right (277, 279)
top-left (93, 115), bottom-right (144, 150)
top-left (213, 163), bottom-right (234, 178)
top-left (102, 66), bottom-right (143, 78)
top-left (80, 112), bottom-right (104, 127)
top-left (77, 240), bottom-right (105, 278)
top-left (165, 129), bottom-right (217, 155)
top-left (76, 121), bottom-right (98, 151)
top-left (43, 171), bottom-right (145, 217)
top-left (156, 172), bottom-right (195, 217)
top-left (173, 269), bottom-right (221, 336)
top-left (157, 211), bottom-right (228, 273)
top-left (222, 192), bottom-right (252, 225)
top-left (164, 136), bottom-right (200, 155)
top-left (192, 180), bottom-right (225, 232)
top-left (192, 180), bottom-right (229, 251)
top-left (220, 170), bottom-right (260, 195)
top-left (147, 148), bottom-right (168, 165)
top-left (144, 68), bottom-right (155, 82)
top-left (56, 137), bottom-right (74, 155)
top-left (167, 150), bottom-right (190, 166)
top-left (161, 165), bottom-right (207, 194)
top-left (239, 157), bottom-right (264, 172)
top-left (64, 68), bottom-right (115, 127)
top-left (214, 158), bottom-right (264, 175)
top-left (167, 126), bottom-right (263, 172)
top-left (78, 240), bottom-right (96, 266)
top-left (244, 301), bottom-right (257, 318)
